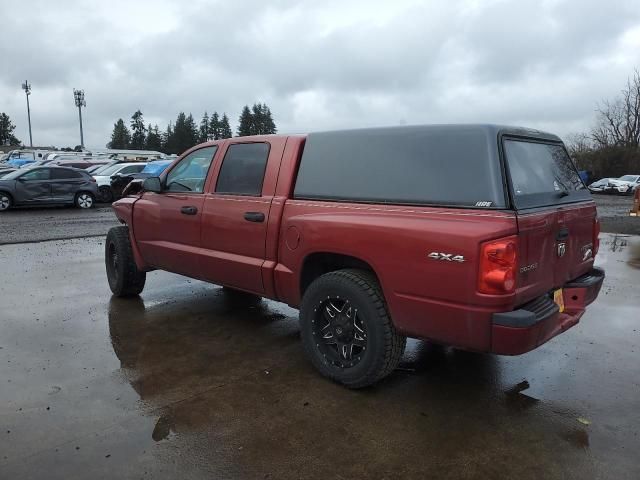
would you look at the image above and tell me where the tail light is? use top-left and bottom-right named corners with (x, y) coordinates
top-left (593, 217), bottom-right (600, 256)
top-left (478, 236), bottom-right (518, 294)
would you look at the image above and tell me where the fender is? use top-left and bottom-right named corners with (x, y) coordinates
top-left (112, 198), bottom-right (151, 271)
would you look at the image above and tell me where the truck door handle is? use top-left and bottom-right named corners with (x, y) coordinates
top-left (181, 206), bottom-right (198, 215)
top-left (244, 211), bottom-right (265, 223)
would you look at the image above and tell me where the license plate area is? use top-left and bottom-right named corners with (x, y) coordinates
top-left (553, 288), bottom-right (565, 313)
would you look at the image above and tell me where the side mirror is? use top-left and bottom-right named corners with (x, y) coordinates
top-left (142, 177), bottom-right (162, 193)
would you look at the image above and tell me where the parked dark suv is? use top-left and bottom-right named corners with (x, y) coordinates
top-left (0, 166), bottom-right (98, 211)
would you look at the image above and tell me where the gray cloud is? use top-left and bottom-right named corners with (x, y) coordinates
top-left (1, 0), bottom-right (639, 148)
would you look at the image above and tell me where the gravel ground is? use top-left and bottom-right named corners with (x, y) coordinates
top-left (0, 204), bottom-right (119, 244)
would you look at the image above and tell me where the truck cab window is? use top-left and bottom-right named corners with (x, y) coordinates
top-left (165, 146), bottom-right (217, 193)
top-left (215, 143), bottom-right (270, 196)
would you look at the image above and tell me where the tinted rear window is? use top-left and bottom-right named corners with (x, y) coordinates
top-left (294, 127), bottom-right (506, 208)
top-left (503, 139), bottom-right (590, 209)
top-left (215, 143), bottom-right (270, 196)
top-left (51, 168), bottom-right (84, 179)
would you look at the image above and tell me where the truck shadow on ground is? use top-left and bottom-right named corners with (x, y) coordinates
top-left (105, 287), bottom-right (594, 479)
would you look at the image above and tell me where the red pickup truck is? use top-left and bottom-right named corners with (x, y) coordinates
top-left (106, 125), bottom-right (604, 388)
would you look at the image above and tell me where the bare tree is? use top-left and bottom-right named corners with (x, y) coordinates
top-left (565, 132), bottom-right (593, 157)
top-left (592, 69), bottom-right (640, 148)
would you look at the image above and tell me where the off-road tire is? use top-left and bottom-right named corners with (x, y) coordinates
top-left (300, 269), bottom-right (406, 388)
top-left (105, 226), bottom-right (146, 297)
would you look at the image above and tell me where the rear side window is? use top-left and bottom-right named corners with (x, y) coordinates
top-left (51, 168), bottom-right (83, 179)
top-left (20, 169), bottom-right (50, 181)
top-left (503, 139), bottom-right (590, 209)
top-left (215, 143), bottom-right (270, 196)
top-left (294, 127), bottom-right (506, 208)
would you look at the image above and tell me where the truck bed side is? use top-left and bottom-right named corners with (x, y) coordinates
top-left (275, 202), bottom-right (517, 351)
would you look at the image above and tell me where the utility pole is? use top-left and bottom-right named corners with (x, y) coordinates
top-left (21, 80), bottom-right (33, 147)
top-left (73, 89), bottom-right (86, 149)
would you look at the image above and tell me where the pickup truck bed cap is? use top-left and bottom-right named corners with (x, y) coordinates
top-left (305, 124), bottom-right (562, 143)
top-left (295, 124), bottom-right (566, 209)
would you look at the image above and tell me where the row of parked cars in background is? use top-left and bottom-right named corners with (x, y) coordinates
top-left (0, 149), bottom-right (174, 211)
top-left (588, 175), bottom-right (640, 195)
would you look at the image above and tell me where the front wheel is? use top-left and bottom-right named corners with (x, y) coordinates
top-left (99, 186), bottom-right (114, 203)
top-left (75, 192), bottom-right (94, 209)
top-left (105, 226), bottom-right (146, 297)
top-left (0, 192), bottom-right (12, 212)
top-left (299, 269), bottom-right (406, 388)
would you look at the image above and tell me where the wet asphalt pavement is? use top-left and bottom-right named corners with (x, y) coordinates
top-left (594, 194), bottom-right (640, 235)
top-left (0, 232), bottom-right (639, 479)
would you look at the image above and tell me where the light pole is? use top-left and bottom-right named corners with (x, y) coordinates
top-left (73, 89), bottom-right (86, 149)
top-left (21, 80), bottom-right (33, 147)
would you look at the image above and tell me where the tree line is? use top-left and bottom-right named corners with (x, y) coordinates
top-left (108, 103), bottom-right (277, 154)
top-left (0, 112), bottom-right (21, 146)
top-left (567, 69), bottom-right (640, 179)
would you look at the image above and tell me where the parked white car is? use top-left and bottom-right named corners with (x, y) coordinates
top-left (589, 175), bottom-right (640, 194)
top-left (93, 162), bottom-right (147, 202)
top-left (613, 175), bottom-right (640, 194)
top-left (588, 178), bottom-right (616, 193)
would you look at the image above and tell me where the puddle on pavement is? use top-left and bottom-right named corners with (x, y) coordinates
top-left (606, 234), bottom-right (629, 252)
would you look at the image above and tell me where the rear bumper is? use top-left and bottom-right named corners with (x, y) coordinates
top-left (491, 267), bottom-right (605, 355)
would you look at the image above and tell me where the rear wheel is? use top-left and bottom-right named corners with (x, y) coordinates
top-left (0, 192), bottom-right (12, 212)
top-left (299, 269), bottom-right (406, 388)
top-left (75, 192), bottom-right (94, 209)
top-left (105, 226), bottom-right (146, 297)
top-left (99, 186), bottom-right (114, 203)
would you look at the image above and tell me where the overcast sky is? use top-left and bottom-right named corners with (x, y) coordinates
top-left (1, 0), bottom-right (640, 149)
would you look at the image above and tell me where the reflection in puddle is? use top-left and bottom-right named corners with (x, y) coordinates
top-left (152, 414), bottom-right (174, 442)
top-left (560, 428), bottom-right (590, 450)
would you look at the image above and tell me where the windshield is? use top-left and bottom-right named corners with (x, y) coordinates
top-left (142, 161), bottom-right (172, 175)
top-left (504, 139), bottom-right (590, 209)
top-left (618, 175), bottom-right (639, 182)
top-left (0, 169), bottom-right (26, 180)
top-left (95, 163), bottom-right (128, 176)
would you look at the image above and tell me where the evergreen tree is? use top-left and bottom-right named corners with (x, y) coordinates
top-left (185, 113), bottom-right (199, 148)
top-left (209, 112), bottom-right (221, 140)
top-left (172, 112), bottom-right (199, 154)
top-left (108, 119), bottom-right (131, 149)
top-left (251, 103), bottom-right (263, 135)
top-left (0, 112), bottom-right (21, 146)
top-left (162, 122), bottom-right (174, 154)
top-left (145, 124), bottom-right (162, 151)
top-left (250, 103), bottom-right (277, 135)
top-left (262, 104), bottom-right (277, 134)
top-left (237, 105), bottom-right (253, 136)
top-left (129, 110), bottom-right (146, 149)
top-left (199, 112), bottom-right (210, 143)
top-left (220, 114), bottom-right (233, 139)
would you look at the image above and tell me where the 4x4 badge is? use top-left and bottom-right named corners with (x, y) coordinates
top-left (428, 252), bottom-right (465, 262)
top-left (557, 242), bottom-right (566, 258)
